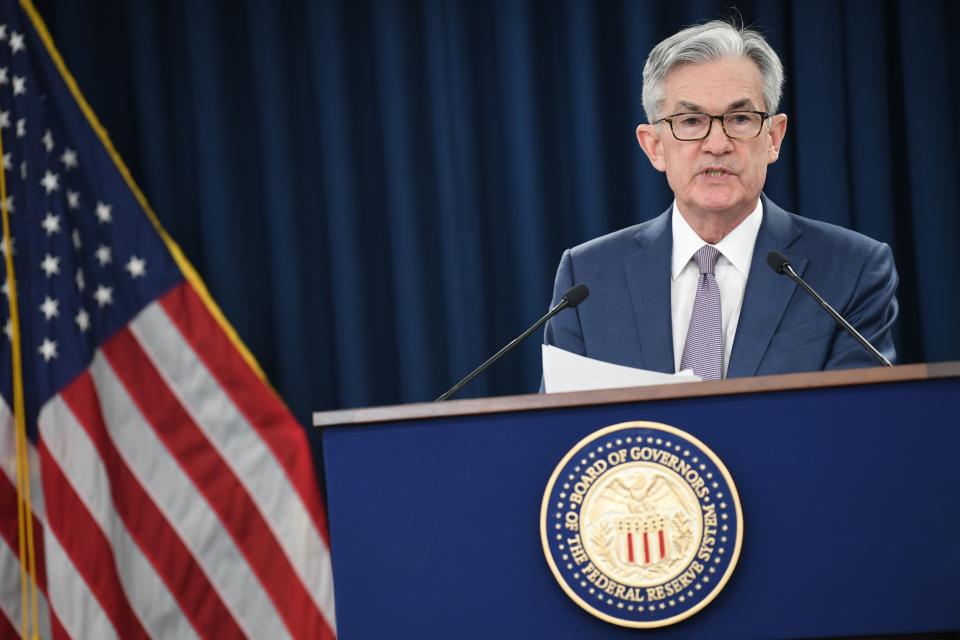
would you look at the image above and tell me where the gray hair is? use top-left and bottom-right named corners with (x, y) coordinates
top-left (641, 20), bottom-right (785, 123)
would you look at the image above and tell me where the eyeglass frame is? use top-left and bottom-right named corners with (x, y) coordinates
top-left (655, 110), bottom-right (773, 141)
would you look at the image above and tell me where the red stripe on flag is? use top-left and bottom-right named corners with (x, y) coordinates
top-left (159, 284), bottom-right (330, 543)
top-left (47, 599), bottom-right (71, 640)
top-left (61, 374), bottom-right (246, 639)
top-left (101, 328), bottom-right (331, 638)
top-left (49, 611), bottom-right (68, 640)
top-left (0, 473), bottom-right (69, 640)
top-left (37, 439), bottom-right (149, 640)
top-left (627, 532), bottom-right (634, 563)
top-left (643, 532), bottom-right (650, 564)
top-left (659, 530), bottom-right (665, 559)
top-left (0, 603), bottom-right (19, 640)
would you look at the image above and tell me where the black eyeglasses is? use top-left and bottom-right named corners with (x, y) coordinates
top-left (656, 110), bottom-right (772, 141)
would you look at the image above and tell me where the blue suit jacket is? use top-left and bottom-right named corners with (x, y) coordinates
top-left (543, 196), bottom-right (899, 377)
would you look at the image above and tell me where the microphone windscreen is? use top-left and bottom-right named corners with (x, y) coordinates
top-left (562, 283), bottom-right (590, 307)
top-left (766, 251), bottom-right (790, 274)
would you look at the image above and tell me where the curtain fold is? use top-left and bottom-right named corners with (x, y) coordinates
top-left (34, 0), bottom-right (960, 422)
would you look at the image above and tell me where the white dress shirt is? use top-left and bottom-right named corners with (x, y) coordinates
top-left (670, 200), bottom-right (763, 377)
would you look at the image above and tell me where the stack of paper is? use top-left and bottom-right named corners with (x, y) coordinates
top-left (542, 345), bottom-right (701, 393)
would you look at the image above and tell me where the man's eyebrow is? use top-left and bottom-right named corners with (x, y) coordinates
top-left (671, 98), bottom-right (759, 113)
top-left (674, 100), bottom-right (701, 112)
top-left (727, 98), bottom-right (756, 111)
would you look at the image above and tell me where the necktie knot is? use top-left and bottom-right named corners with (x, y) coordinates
top-left (693, 245), bottom-right (721, 275)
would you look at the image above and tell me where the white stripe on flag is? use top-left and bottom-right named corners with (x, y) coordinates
top-left (45, 523), bottom-right (118, 640)
top-left (0, 399), bottom-right (45, 522)
top-left (0, 533), bottom-right (51, 640)
top-left (131, 302), bottom-right (336, 625)
top-left (39, 398), bottom-right (200, 640)
top-left (88, 351), bottom-right (290, 640)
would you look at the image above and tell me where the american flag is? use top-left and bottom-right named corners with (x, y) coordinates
top-left (0, 1), bottom-right (336, 637)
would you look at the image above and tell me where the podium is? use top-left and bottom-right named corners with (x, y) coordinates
top-left (313, 363), bottom-right (960, 639)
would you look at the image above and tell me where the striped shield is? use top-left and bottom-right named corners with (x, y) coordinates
top-left (615, 515), bottom-right (670, 566)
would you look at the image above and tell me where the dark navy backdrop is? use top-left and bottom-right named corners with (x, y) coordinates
top-left (31, 0), bottom-right (960, 423)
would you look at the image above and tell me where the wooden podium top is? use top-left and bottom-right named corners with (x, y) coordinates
top-left (313, 361), bottom-right (960, 429)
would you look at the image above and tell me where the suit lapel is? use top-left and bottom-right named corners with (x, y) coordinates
top-left (622, 210), bottom-right (675, 374)
top-left (727, 196), bottom-right (806, 377)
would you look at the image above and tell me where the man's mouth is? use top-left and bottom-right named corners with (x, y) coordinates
top-left (701, 168), bottom-right (733, 177)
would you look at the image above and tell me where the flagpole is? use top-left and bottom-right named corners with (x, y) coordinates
top-left (0, 122), bottom-right (40, 640)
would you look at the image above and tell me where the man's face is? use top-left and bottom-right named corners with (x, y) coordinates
top-left (636, 57), bottom-right (787, 225)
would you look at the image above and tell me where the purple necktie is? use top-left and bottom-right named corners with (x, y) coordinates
top-left (680, 245), bottom-right (723, 380)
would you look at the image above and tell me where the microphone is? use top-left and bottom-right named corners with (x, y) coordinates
top-left (435, 284), bottom-right (590, 401)
top-left (765, 251), bottom-right (892, 367)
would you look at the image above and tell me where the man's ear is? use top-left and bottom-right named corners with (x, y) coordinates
top-left (636, 123), bottom-right (666, 172)
top-left (767, 114), bottom-right (788, 163)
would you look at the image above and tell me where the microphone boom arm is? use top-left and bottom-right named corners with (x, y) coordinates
top-left (435, 284), bottom-right (588, 401)
top-left (774, 257), bottom-right (893, 367)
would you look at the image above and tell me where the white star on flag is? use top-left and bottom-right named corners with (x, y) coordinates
top-left (0, 110), bottom-right (9, 129)
top-left (39, 295), bottom-right (59, 320)
top-left (75, 308), bottom-right (90, 332)
top-left (3, 319), bottom-right (10, 340)
top-left (60, 147), bottom-right (78, 169)
top-left (8, 30), bottom-right (24, 53)
top-left (95, 201), bottom-right (112, 223)
top-left (37, 338), bottom-right (58, 362)
top-left (126, 255), bottom-right (146, 278)
top-left (40, 253), bottom-right (59, 277)
top-left (93, 284), bottom-right (113, 307)
top-left (12, 74), bottom-right (25, 96)
top-left (40, 169), bottom-right (59, 193)
top-left (1, 152), bottom-right (9, 170)
top-left (72, 228), bottom-right (82, 249)
top-left (0, 236), bottom-right (13, 257)
top-left (41, 212), bottom-right (60, 235)
top-left (66, 189), bottom-right (80, 208)
top-left (15, 117), bottom-right (25, 138)
top-left (42, 129), bottom-right (54, 151)
top-left (75, 267), bottom-right (85, 291)
top-left (0, 67), bottom-right (7, 85)
top-left (95, 244), bottom-right (111, 266)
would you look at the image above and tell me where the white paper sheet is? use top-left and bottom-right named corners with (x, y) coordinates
top-left (542, 344), bottom-right (701, 393)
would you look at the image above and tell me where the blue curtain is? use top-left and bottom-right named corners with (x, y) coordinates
top-left (34, 0), bottom-right (960, 424)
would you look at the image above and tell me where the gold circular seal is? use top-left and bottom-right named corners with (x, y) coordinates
top-left (540, 421), bottom-right (743, 628)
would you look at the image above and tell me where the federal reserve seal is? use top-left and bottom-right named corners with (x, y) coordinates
top-left (540, 421), bottom-right (743, 628)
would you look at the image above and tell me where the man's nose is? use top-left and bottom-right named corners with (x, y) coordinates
top-left (701, 118), bottom-right (733, 154)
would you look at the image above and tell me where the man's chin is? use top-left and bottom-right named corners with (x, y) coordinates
top-left (692, 197), bottom-right (741, 215)
top-left (688, 183), bottom-right (738, 205)
top-left (679, 193), bottom-right (755, 222)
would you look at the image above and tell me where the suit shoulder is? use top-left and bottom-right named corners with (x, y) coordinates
top-left (789, 212), bottom-right (889, 257)
top-left (565, 216), bottom-right (663, 262)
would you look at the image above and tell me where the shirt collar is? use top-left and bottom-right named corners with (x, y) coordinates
top-left (671, 199), bottom-right (763, 280)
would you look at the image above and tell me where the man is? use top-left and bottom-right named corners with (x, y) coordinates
top-left (543, 20), bottom-right (898, 380)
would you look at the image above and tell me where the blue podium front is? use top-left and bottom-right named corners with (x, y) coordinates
top-left (316, 364), bottom-right (960, 639)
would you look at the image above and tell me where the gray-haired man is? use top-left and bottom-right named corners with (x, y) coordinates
top-left (543, 21), bottom-right (898, 380)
